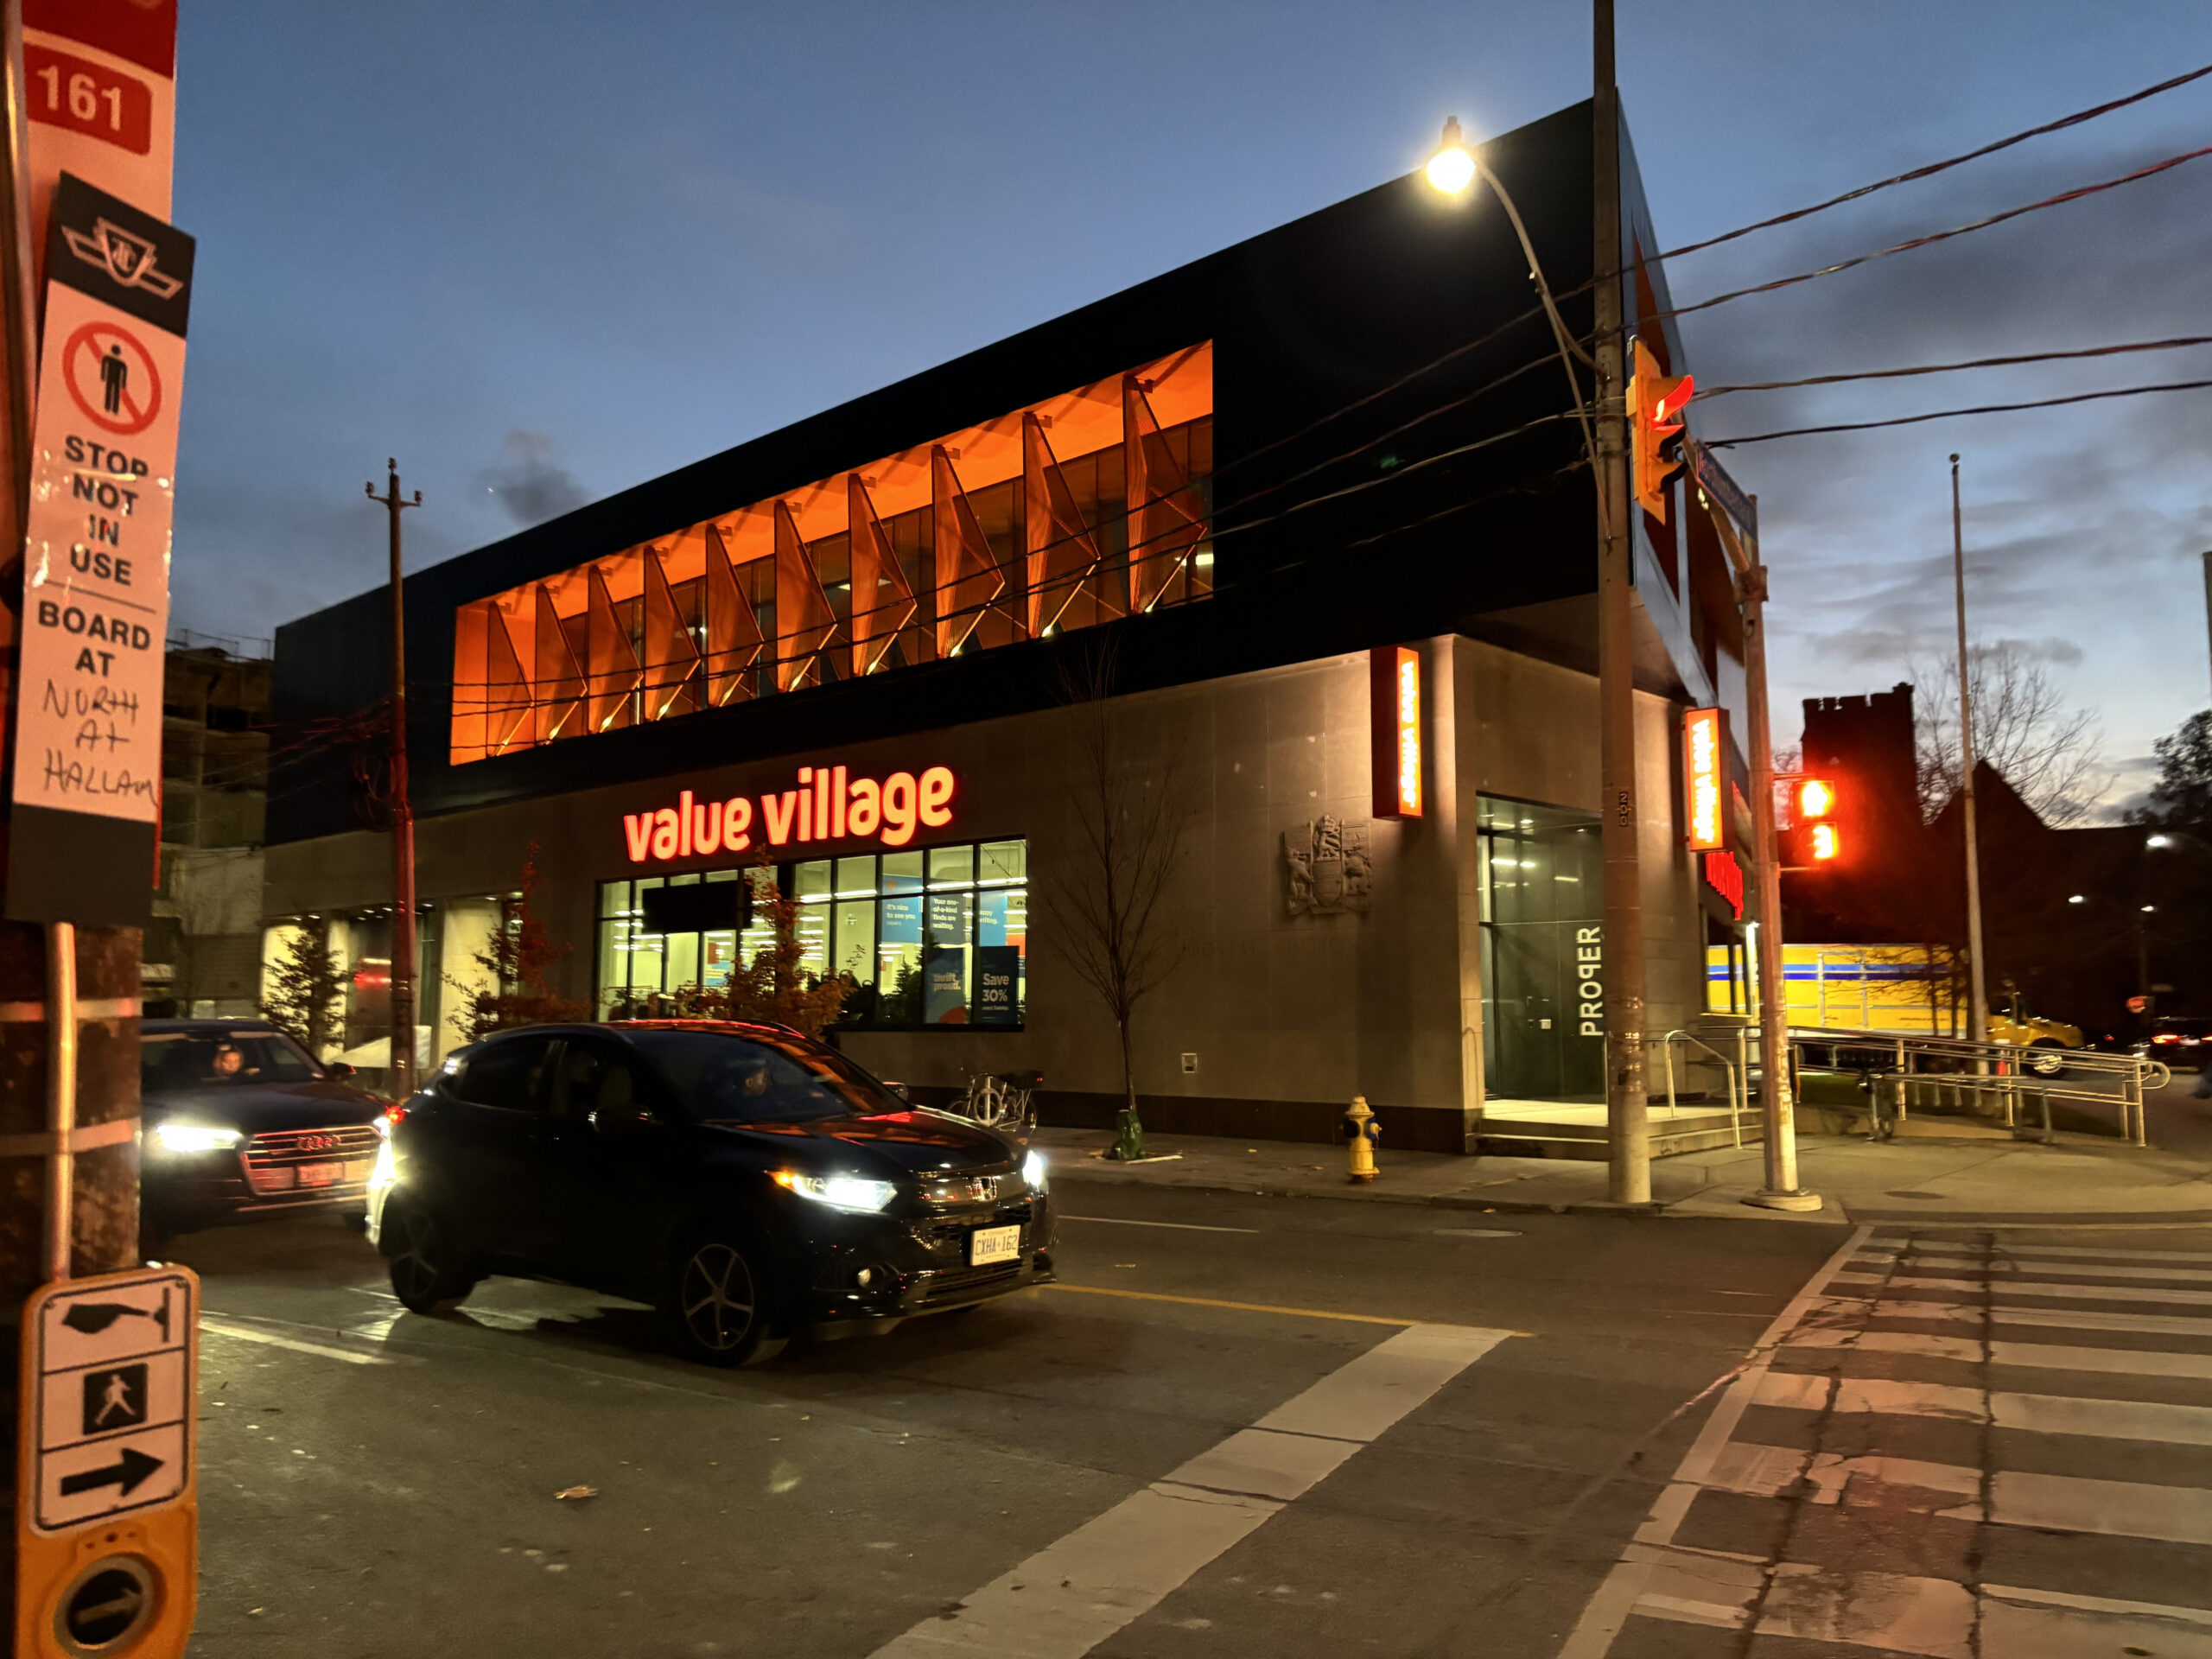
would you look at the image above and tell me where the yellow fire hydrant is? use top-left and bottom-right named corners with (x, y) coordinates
top-left (1344, 1095), bottom-right (1381, 1183)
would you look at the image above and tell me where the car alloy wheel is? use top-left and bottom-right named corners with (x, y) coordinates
top-left (2028, 1046), bottom-right (2065, 1077)
top-left (387, 1199), bottom-right (470, 1314)
top-left (677, 1240), bottom-right (761, 1363)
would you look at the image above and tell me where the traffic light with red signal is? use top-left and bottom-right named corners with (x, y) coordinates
top-left (1784, 775), bottom-right (1842, 866)
top-left (1628, 338), bottom-right (1694, 522)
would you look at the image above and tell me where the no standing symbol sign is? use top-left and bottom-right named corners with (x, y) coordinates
top-left (60, 317), bottom-right (161, 435)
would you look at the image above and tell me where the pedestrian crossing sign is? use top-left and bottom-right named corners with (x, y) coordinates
top-left (16, 1264), bottom-right (198, 1659)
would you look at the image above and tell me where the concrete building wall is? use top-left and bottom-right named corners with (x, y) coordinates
top-left (263, 638), bottom-right (1705, 1150)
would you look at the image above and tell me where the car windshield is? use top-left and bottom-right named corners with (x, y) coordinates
top-left (625, 1029), bottom-right (902, 1124)
top-left (142, 1032), bottom-right (323, 1094)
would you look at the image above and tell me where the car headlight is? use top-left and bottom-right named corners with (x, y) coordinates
top-left (772, 1171), bottom-right (898, 1213)
top-left (1023, 1151), bottom-right (1048, 1193)
top-left (154, 1122), bottom-right (242, 1154)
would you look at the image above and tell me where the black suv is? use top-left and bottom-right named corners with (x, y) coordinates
top-left (367, 1020), bottom-right (1054, 1364)
top-left (140, 1020), bottom-right (387, 1240)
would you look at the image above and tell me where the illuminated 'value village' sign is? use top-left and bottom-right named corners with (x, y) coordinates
top-left (1370, 645), bottom-right (1423, 820)
top-left (1682, 706), bottom-right (1727, 854)
top-left (624, 763), bottom-right (957, 865)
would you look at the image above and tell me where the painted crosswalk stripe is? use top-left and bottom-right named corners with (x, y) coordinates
top-left (1984, 1243), bottom-right (2212, 1265)
top-left (1787, 1325), bottom-right (2212, 1380)
top-left (1618, 1547), bottom-right (2212, 1656)
top-left (1710, 1440), bottom-right (2212, 1546)
top-left (1831, 1294), bottom-right (2212, 1340)
top-left (1755, 1370), bottom-right (2212, 1444)
top-left (1878, 1254), bottom-right (2212, 1286)
top-left (864, 1322), bottom-right (1511, 1659)
top-left (1839, 1270), bottom-right (2212, 1307)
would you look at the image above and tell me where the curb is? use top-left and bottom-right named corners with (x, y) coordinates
top-left (1052, 1166), bottom-right (2212, 1228)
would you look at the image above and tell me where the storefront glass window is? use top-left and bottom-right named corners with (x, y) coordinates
top-left (595, 840), bottom-right (1025, 1029)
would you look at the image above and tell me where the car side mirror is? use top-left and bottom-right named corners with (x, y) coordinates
top-left (882, 1079), bottom-right (912, 1103)
top-left (327, 1062), bottom-right (355, 1080)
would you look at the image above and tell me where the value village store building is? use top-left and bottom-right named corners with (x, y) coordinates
top-left (264, 99), bottom-right (1762, 1154)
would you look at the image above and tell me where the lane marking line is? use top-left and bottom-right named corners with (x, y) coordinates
top-left (866, 1321), bottom-right (1511, 1659)
top-left (1056, 1215), bottom-right (1262, 1234)
top-left (1554, 1224), bottom-right (1874, 1659)
top-left (1040, 1283), bottom-right (1420, 1327)
top-left (201, 1314), bottom-right (399, 1366)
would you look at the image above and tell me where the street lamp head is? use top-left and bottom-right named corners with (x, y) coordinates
top-left (2067, 894), bottom-right (2085, 904)
top-left (2147, 834), bottom-right (2173, 849)
top-left (2143, 905), bottom-right (2157, 913)
top-left (1426, 117), bottom-right (1478, 194)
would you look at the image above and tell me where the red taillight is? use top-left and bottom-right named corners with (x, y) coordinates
top-left (377, 1104), bottom-right (409, 1137)
top-left (2153, 1033), bottom-right (2181, 1045)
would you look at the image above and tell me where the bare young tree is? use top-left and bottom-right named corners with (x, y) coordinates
top-left (1037, 649), bottom-right (1192, 1160)
top-left (1907, 642), bottom-right (2108, 826)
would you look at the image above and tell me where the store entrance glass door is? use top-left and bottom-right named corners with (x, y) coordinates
top-left (1478, 797), bottom-right (1605, 1100)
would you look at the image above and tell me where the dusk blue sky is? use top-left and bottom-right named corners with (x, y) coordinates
top-left (169, 2), bottom-right (2212, 810)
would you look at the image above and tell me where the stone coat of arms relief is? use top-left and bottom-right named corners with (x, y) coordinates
top-left (1284, 816), bottom-right (1372, 916)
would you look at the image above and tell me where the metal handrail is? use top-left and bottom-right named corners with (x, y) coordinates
top-left (1784, 1024), bottom-right (2158, 1146)
top-left (1651, 1029), bottom-right (1748, 1148)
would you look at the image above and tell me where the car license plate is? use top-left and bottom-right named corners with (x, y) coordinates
top-left (296, 1161), bottom-right (344, 1187)
top-left (969, 1224), bottom-right (1020, 1267)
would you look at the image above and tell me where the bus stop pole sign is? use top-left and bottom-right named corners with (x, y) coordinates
top-left (3, 171), bottom-right (193, 927)
top-left (16, 1264), bottom-right (199, 1658)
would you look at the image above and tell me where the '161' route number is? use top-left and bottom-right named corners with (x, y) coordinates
top-left (24, 46), bottom-right (153, 156)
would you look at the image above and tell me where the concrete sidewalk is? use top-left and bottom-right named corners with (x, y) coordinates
top-left (1034, 1123), bottom-right (2212, 1226)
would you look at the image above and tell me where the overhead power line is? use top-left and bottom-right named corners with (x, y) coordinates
top-left (1645, 59), bottom-right (2212, 269)
top-left (1694, 335), bottom-right (2212, 399)
top-left (1657, 142), bottom-right (2212, 327)
top-left (1702, 378), bottom-right (2212, 448)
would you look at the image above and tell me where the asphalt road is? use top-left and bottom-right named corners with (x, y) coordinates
top-left (157, 1189), bottom-right (2212, 1657)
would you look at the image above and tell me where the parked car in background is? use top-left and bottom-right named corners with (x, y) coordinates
top-left (366, 1020), bottom-right (1054, 1364)
top-left (140, 1020), bottom-right (388, 1242)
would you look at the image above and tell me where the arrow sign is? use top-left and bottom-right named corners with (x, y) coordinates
top-left (61, 1293), bottom-right (171, 1342)
top-left (59, 1445), bottom-right (163, 1499)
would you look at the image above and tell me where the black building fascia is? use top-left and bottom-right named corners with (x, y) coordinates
top-left (271, 98), bottom-right (1718, 847)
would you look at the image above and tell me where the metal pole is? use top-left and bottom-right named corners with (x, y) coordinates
top-left (367, 460), bottom-right (422, 1098)
top-left (2201, 550), bottom-right (2211, 704)
top-left (1951, 454), bottom-right (1989, 1048)
top-left (1739, 499), bottom-right (1819, 1209)
top-left (43, 921), bottom-right (75, 1281)
top-left (1592, 0), bottom-right (1648, 1205)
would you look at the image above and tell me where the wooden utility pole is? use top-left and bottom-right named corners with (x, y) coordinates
top-left (1, 3), bottom-right (144, 1631)
top-left (1592, 0), bottom-right (1648, 1204)
top-left (366, 461), bottom-right (421, 1097)
top-left (1950, 454), bottom-right (1988, 1046)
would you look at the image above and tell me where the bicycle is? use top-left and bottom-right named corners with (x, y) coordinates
top-left (954, 1068), bottom-right (1043, 1136)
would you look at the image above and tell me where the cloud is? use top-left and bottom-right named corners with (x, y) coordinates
top-left (475, 430), bottom-right (588, 526)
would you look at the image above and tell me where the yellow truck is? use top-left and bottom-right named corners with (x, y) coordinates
top-left (1707, 942), bottom-right (2083, 1074)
